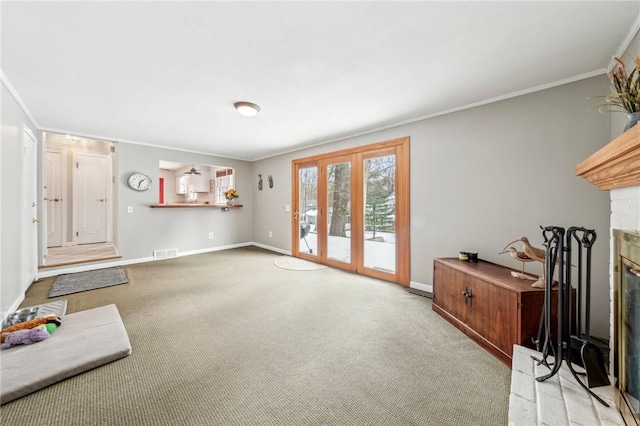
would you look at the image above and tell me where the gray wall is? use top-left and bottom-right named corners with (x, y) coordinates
top-left (116, 143), bottom-right (253, 261)
top-left (1, 82), bottom-right (38, 317)
top-left (253, 76), bottom-right (613, 338)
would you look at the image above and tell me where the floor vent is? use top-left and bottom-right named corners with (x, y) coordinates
top-left (153, 248), bottom-right (178, 261)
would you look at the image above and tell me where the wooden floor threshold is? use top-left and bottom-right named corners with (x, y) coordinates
top-left (39, 255), bottom-right (123, 269)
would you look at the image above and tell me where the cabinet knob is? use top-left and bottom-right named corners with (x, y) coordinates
top-left (462, 286), bottom-right (473, 301)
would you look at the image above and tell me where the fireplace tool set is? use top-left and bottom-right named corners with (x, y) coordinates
top-left (533, 226), bottom-right (611, 406)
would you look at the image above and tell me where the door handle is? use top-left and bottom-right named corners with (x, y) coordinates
top-left (97, 199), bottom-right (105, 202)
top-left (32, 218), bottom-right (40, 223)
top-left (462, 286), bottom-right (473, 304)
top-left (294, 211), bottom-right (299, 220)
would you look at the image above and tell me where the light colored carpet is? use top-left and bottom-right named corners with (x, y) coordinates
top-left (274, 255), bottom-right (328, 271)
top-left (2, 247), bottom-right (510, 425)
top-left (49, 266), bottom-right (128, 298)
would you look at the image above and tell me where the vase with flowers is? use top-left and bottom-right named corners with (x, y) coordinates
top-left (224, 188), bottom-right (239, 206)
top-left (595, 55), bottom-right (640, 132)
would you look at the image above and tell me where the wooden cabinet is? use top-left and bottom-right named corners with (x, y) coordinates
top-left (432, 258), bottom-right (570, 367)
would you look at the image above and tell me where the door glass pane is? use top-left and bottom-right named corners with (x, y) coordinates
top-left (327, 162), bottom-right (351, 263)
top-left (363, 155), bottom-right (396, 272)
top-left (299, 166), bottom-right (317, 256)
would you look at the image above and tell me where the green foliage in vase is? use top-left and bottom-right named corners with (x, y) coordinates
top-left (594, 55), bottom-right (640, 113)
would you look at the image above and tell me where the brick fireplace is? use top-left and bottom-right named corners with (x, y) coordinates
top-left (577, 123), bottom-right (640, 425)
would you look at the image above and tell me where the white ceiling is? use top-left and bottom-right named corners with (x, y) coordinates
top-left (2, 1), bottom-right (639, 161)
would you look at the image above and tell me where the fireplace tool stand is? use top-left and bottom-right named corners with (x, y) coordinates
top-left (533, 226), bottom-right (610, 407)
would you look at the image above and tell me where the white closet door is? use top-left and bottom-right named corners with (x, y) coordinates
top-left (74, 153), bottom-right (108, 244)
top-left (46, 151), bottom-right (63, 247)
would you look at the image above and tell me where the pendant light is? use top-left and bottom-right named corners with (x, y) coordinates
top-left (185, 165), bottom-right (201, 175)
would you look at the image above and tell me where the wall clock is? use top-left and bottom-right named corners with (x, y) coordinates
top-left (127, 172), bottom-right (152, 191)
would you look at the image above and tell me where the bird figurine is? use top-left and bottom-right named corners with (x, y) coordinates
top-left (498, 247), bottom-right (536, 280)
top-left (502, 237), bottom-right (547, 288)
top-left (504, 237), bottom-right (546, 263)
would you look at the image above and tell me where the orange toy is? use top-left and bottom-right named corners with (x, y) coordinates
top-left (1, 315), bottom-right (61, 343)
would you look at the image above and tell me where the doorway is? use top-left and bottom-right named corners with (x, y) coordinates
top-left (292, 137), bottom-right (410, 285)
top-left (42, 133), bottom-right (118, 267)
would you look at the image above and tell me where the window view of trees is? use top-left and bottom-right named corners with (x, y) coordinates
top-left (293, 138), bottom-right (408, 283)
top-left (299, 167), bottom-right (317, 225)
top-left (328, 163), bottom-right (350, 238)
top-left (364, 156), bottom-right (395, 239)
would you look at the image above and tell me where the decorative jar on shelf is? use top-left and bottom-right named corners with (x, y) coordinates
top-left (226, 199), bottom-right (234, 206)
top-left (624, 111), bottom-right (640, 132)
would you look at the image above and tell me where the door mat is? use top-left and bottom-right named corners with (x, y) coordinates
top-left (274, 256), bottom-right (327, 271)
top-left (49, 267), bottom-right (128, 298)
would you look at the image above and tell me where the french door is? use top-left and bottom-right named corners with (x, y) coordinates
top-left (292, 137), bottom-right (410, 285)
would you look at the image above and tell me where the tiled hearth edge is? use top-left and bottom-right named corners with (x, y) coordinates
top-left (508, 345), bottom-right (623, 426)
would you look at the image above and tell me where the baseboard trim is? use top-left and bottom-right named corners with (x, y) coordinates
top-left (37, 256), bottom-right (154, 279)
top-left (177, 242), bottom-right (253, 257)
top-left (410, 281), bottom-right (432, 293)
top-left (250, 242), bottom-right (291, 255)
top-left (35, 242), bottom-right (280, 279)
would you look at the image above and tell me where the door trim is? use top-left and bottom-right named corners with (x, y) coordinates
top-left (22, 125), bottom-right (38, 291)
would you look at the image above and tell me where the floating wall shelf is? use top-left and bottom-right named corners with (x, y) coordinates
top-left (576, 124), bottom-right (640, 190)
top-left (150, 204), bottom-right (243, 209)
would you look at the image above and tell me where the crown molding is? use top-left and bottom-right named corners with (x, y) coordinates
top-left (0, 70), bottom-right (39, 128)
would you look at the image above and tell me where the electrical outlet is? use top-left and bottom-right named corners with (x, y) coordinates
top-left (269, 231), bottom-right (273, 238)
top-left (127, 206), bottom-right (133, 213)
top-left (208, 232), bottom-right (214, 239)
top-left (285, 205), bottom-right (290, 212)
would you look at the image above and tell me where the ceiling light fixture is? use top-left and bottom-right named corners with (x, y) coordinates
top-left (234, 101), bottom-right (261, 117)
top-left (185, 165), bottom-right (201, 175)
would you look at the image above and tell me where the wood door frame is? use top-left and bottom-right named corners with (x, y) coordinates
top-left (319, 154), bottom-right (358, 272)
top-left (292, 159), bottom-right (319, 263)
top-left (291, 136), bottom-right (410, 286)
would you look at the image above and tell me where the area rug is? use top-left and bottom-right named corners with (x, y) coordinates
top-left (49, 267), bottom-right (128, 298)
top-left (274, 256), bottom-right (327, 271)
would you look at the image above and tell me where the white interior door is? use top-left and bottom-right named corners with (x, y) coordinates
top-left (46, 150), bottom-right (64, 247)
top-left (22, 127), bottom-right (38, 291)
top-left (74, 153), bottom-right (108, 244)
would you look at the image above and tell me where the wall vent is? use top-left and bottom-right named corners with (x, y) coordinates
top-left (153, 248), bottom-right (178, 261)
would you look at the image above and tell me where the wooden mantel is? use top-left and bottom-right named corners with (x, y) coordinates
top-left (576, 123), bottom-right (640, 190)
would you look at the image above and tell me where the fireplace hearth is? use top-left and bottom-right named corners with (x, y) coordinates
top-left (613, 229), bottom-right (640, 426)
